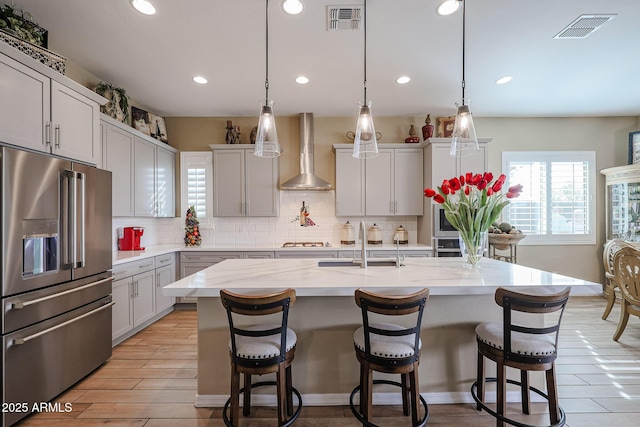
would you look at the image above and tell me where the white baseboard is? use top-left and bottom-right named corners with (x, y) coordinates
top-left (195, 390), bottom-right (543, 408)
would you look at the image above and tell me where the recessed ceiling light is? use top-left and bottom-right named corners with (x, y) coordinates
top-left (295, 76), bottom-right (309, 84)
top-left (131, 0), bottom-right (156, 15)
top-left (283, 0), bottom-right (303, 15)
top-left (396, 76), bottom-right (411, 84)
top-left (437, 0), bottom-right (460, 16)
top-left (193, 76), bottom-right (208, 84)
top-left (496, 76), bottom-right (513, 85)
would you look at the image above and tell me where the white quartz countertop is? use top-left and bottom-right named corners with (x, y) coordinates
top-left (162, 257), bottom-right (602, 298)
top-left (112, 244), bottom-right (432, 266)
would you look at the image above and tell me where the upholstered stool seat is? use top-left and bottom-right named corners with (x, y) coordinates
top-left (471, 286), bottom-right (571, 427)
top-left (220, 289), bottom-right (302, 427)
top-left (349, 288), bottom-right (430, 427)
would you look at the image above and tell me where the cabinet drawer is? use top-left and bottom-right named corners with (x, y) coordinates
top-left (180, 252), bottom-right (242, 264)
top-left (113, 258), bottom-right (156, 281)
top-left (155, 253), bottom-right (175, 267)
top-left (275, 250), bottom-right (338, 259)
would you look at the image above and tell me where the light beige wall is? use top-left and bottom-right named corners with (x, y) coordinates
top-left (477, 116), bottom-right (637, 283)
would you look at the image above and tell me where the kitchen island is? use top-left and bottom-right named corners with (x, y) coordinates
top-left (163, 257), bottom-right (601, 407)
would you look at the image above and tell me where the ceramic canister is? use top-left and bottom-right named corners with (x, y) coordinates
top-left (367, 223), bottom-right (382, 245)
top-left (340, 221), bottom-right (355, 245)
top-left (393, 225), bottom-right (409, 244)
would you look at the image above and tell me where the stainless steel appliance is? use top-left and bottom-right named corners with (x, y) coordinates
top-left (1, 146), bottom-right (113, 426)
top-left (433, 206), bottom-right (461, 257)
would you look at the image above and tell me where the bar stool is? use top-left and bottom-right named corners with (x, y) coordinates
top-left (220, 288), bottom-right (302, 427)
top-left (349, 288), bottom-right (430, 427)
top-left (471, 286), bottom-right (571, 427)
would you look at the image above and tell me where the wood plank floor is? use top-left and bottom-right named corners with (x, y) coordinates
top-left (16, 296), bottom-right (640, 426)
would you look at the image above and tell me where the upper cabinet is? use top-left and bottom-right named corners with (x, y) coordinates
top-left (333, 144), bottom-right (425, 216)
top-left (426, 138), bottom-right (490, 187)
top-left (0, 45), bottom-right (104, 165)
top-left (101, 114), bottom-right (176, 217)
top-left (210, 145), bottom-right (279, 217)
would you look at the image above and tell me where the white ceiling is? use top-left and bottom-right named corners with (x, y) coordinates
top-left (11, 0), bottom-right (640, 118)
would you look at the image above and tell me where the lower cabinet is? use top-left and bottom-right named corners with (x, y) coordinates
top-left (112, 254), bottom-right (176, 345)
top-left (275, 250), bottom-right (338, 259)
top-left (178, 252), bottom-right (243, 303)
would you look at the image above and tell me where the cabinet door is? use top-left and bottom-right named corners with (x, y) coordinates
top-left (51, 81), bottom-right (99, 164)
top-left (134, 137), bottom-right (157, 217)
top-left (112, 277), bottom-right (134, 340)
top-left (246, 154), bottom-right (279, 217)
top-left (156, 147), bottom-right (175, 217)
top-left (213, 149), bottom-right (245, 216)
top-left (394, 149), bottom-right (424, 215)
top-left (133, 270), bottom-right (155, 327)
top-left (335, 150), bottom-right (365, 216)
top-left (102, 123), bottom-right (135, 216)
top-left (365, 150), bottom-right (394, 215)
top-left (0, 55), bottom-right (50, 153)
top-left (155, 263), bottom-right (176, 313)
top-left (459, 144), bottom-right (488, 176)
top-left (431, 143), bottom-right (458, 187)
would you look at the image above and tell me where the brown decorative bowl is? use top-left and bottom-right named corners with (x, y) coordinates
top-left (488, 233), bottom-right (526, 250)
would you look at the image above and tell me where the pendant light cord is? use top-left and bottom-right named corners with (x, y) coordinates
top-left (265, 0), bottom-right (269, 102)
top-left (363, 0), bottom-right (367, 104)
top-left (461, 0), bottom-right (466, 105)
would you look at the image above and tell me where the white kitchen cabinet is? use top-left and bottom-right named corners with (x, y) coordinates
top-left (275, 250), bottom-right (338, 259)
top-left (155, 253), bottom-right (176, 313)
top-left (156, 147), bottom-right (176, 217)
top-left (210, 145), bottom-right (279, 217)
top-left (427, 139), bottom-right (489, 187)
top-left (335, 149), bottom-right (366, 216)
top-left (334, 144), bottom-right (424, 216)
top-left (111, 276), bottom-right (133, 340)
top-left (179, 252), bottom-right (243, 303)
top-left (132, 269), bottom-right (156, 327)
top-left (102, 121), bottom-right (135, 216)
top-left (135, 137), bottom-right (157, 217)
top-left (243, 252), bottom-right (275, 259)
top-left (101, 114), bottom-right (176, 217)
top-left (0, 52), bottom-right (102, 165)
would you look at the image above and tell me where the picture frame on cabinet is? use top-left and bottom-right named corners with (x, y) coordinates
top-left (436, 115), bottom-right (456, 138)
top-left (149, 113), bottom-right (168, 144)
top-left (628, 131), bottom-right (640, 164)
top-left (131, 106), bottom-right (151, 136)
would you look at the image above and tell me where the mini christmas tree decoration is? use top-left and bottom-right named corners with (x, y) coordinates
top-left (184, 206), bottom-right (202, 247)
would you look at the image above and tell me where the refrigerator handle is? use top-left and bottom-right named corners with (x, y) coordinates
top-left (77, 171), bottom-right (86, 268)
top-left (61, 170), bottom-right (75, 269)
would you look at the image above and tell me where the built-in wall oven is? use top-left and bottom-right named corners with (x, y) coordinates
top-left (433, 206), bottom-right (462, 257)
top-left (1, 145), bottom-right (113, 426)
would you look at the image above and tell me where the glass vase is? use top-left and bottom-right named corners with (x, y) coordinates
top-left (458, 230), bottom-right (488, 267)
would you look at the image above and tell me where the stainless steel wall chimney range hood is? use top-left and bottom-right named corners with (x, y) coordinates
top-left (281, 113), bottom-right (332, 191)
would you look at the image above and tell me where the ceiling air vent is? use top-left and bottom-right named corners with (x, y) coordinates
top-left (554, 14), bottom-right (616, 39)
top-left (327, 6), bottom-right (362, 31)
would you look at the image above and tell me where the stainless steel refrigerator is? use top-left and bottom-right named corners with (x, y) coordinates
top-left (1, 145), bottom-right (113, 426)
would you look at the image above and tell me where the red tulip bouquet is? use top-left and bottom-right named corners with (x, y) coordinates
top-left (424, 172), bottom-right (522, 266)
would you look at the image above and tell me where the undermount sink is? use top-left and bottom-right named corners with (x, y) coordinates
top-left (317, 260), bottom-right (403, 268)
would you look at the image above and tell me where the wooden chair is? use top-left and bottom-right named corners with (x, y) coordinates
top-left (602, 239), bottom-right (632, 320)
top-left (349, 288), bottom-right (430, 427)
top-left (472, 286), bottom-right (571, 427)
top-left (612, 246), bottom-right (640, 341)
top-left (220, 288), bottom-right (302, 427)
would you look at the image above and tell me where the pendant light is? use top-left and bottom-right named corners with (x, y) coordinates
top-left (254, 0), bottom-right (282, 158)
top-left (352, 0), bottom-right (379, 160)
top-left (450, 0), bottom-right (479, 157)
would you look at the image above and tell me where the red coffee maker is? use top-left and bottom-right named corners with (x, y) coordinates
top-left (118, 227), bottom-right (145, 251)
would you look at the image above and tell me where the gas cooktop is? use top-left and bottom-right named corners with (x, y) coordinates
top-left (281, 242), bottom-right (328, 248)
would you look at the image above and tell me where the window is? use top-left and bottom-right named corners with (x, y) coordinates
top-left (502, 151), bottom-right (596, 245)
top-left (180, 152), bottom-right (212, 219)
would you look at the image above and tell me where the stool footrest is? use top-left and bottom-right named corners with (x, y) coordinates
top-left (470, 377), bottom-right (566, 427)
top-left (349, 379), bottom-right (429, 427)
top-left (222, 381), bottom-right (302, 427)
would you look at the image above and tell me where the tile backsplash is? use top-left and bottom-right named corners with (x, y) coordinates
top-left (112, 191), bottom-right (417, 250)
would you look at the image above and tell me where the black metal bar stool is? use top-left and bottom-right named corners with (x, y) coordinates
top-left (349, 288), bottom-right (430, 427)
top-left (471, 286), bottom-right (571, 427)
top-left (220, 288), bottom-right (302, 427)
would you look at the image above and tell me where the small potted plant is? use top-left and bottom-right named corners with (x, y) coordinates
top-left (0, 2), bottom-right (48, 47)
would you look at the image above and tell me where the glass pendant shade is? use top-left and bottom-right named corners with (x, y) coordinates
top-left (352, 101), bottom-right (379, 159)
top-left (254, 99), bottom-right (281, 158)
top-left (450, 99), bottom-right (479, 157)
